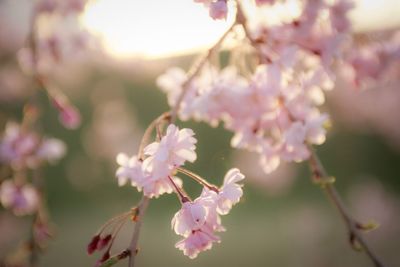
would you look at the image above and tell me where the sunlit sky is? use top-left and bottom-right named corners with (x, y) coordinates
top-left (81, 0), bottom-right (400, 59)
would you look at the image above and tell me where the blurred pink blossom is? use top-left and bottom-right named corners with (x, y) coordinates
top-left (0, 180), bottom-right (39, 216)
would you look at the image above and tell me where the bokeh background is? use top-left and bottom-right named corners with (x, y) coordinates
top-left (0, 0), bottom-right (399, 266)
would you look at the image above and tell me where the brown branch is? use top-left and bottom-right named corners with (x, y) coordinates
top-left (126, 112), bottom-right (170, 267)
top-left (127, 196), bottom-right (150, 267)
top-left (308, 146), bottom-right (387, 267)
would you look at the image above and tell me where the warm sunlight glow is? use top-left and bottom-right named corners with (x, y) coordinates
top-left (81, 0), bottom-right (235, 59)
top-left (81, 0), bottom-right (400, 59)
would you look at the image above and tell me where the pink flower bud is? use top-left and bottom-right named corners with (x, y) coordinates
top-left (52, 94), bottom-right (82, 129)
top-left (97, 234), bottom-right (112, 250)
top-left (87, 235), bottom-right (100, 255)
top-left (59, 105), bottom-right (81, 129)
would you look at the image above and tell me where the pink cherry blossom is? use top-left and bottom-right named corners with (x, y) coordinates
top-left (52, 94), bottom-right (82, 129)
top-left (216, 168), bottom-right (245, 215)
top-left (0, 122), bottom-right (66, 168)
top-left (172, 194), bottom-right (223, 258)
top-left (115, 124), bottom-right (196, 198)
top-left (175, 228), bottom-right (220, 259)
top-left (172, 200), bottom-right (208, 236)
top-left (0, 180), bottom-right (39, 216)
top-left (0, 122), bottom-right (39, 168)
top-left (143, 124), bottom-right (197, 180)
top-left (115, 154), bottom-right (145, 187)
top-left (171, 168), bottom-right (244, 258)
top-left (139, 175), bottom-right (182, 198)
top-left (36, 138), bottom-right (67, 163)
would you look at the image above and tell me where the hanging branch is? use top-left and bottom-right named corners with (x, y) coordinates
top-left (308, 147), bottom-right (386, 267)
top-left (234, 1), bottom-right (387, 266)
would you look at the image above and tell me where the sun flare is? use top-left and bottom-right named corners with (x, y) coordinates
top-left (81, 0), bottom-right (235, 59)
top-left (80, 0), bottom-right (400, 59)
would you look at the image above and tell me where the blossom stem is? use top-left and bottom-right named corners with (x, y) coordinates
top-left (236, 2), bottom-right (269, 63)
top-left (308, 146), bottom-right (387, 267)
top-left (137, 112), bottom-right (170, 160)
top-left (97, 211), bottom-right (131, 236)
top-left (107, 215), bottom-right (129, 252)
top-left (177, 167), bottom-right (219, 192)
top-left (170, 21), bottom-right (237, 123)
top-left (167, 176), bottom-right (190, 203)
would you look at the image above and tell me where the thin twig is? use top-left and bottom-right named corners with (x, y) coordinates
top-left (170, 21), bottom-right (237, 123)
top-left (137, 112), bottom-right (170, 160)
top-left (125, 112), bottom-right (170, 266)
top-left (308, 146), bottom-right (387, 267)
top-left (127, 196), bottom-right (150, 267)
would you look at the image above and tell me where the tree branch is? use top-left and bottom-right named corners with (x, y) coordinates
top-left (127, 196), bottom-right (150, 267)
top-left (308, 146), bottom-right (387, 267)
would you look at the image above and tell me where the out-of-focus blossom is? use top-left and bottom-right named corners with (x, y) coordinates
top-left (330, 77), bottom-right (400, 151)
top-left (255, 0), bottom-right (276, 6)
top-left (193, 0), bottom-right (228, 20)
top-left (35, 0), bottom-right (88, 16)
top-left (18, 0), bottom-right (94, 77)
top-left (52, 93), bottom-right (82, 129)
top-left (161, 0), bottom-right (355, 174)
top-left (0, 122), bottom-right (66, 169)
top-left (341, 31), bottom-right (400, 89)
top-left (0, 180), bottom-right (39, 216)
top-left (36, 138), bottom-right (66, 163)
top-left (233, 151), bottom-right (296, 196)
top-left (158, 62), bottom-right (330, 173)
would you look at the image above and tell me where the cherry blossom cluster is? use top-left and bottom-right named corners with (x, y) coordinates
top-left (16, 0), bottom-right (90, 131)
top-left (0, 121), bottom-right (66, 170)
top-left (172, 168), bottom-right (244, 258)
top-left (0, 121), bottom-right (66, 215)
top-left (116, 124), bottom-right (197, 198)
top-left (19, 0), bottom-right (90, 76)
top-left (111, 124), bottom-right (245, 259)
top-left (157, 0), bottom-right (354, 173)
top-left (159, 62), bottom-right (333, 173)
top-left (341, 31), bottom-right (400, 89)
